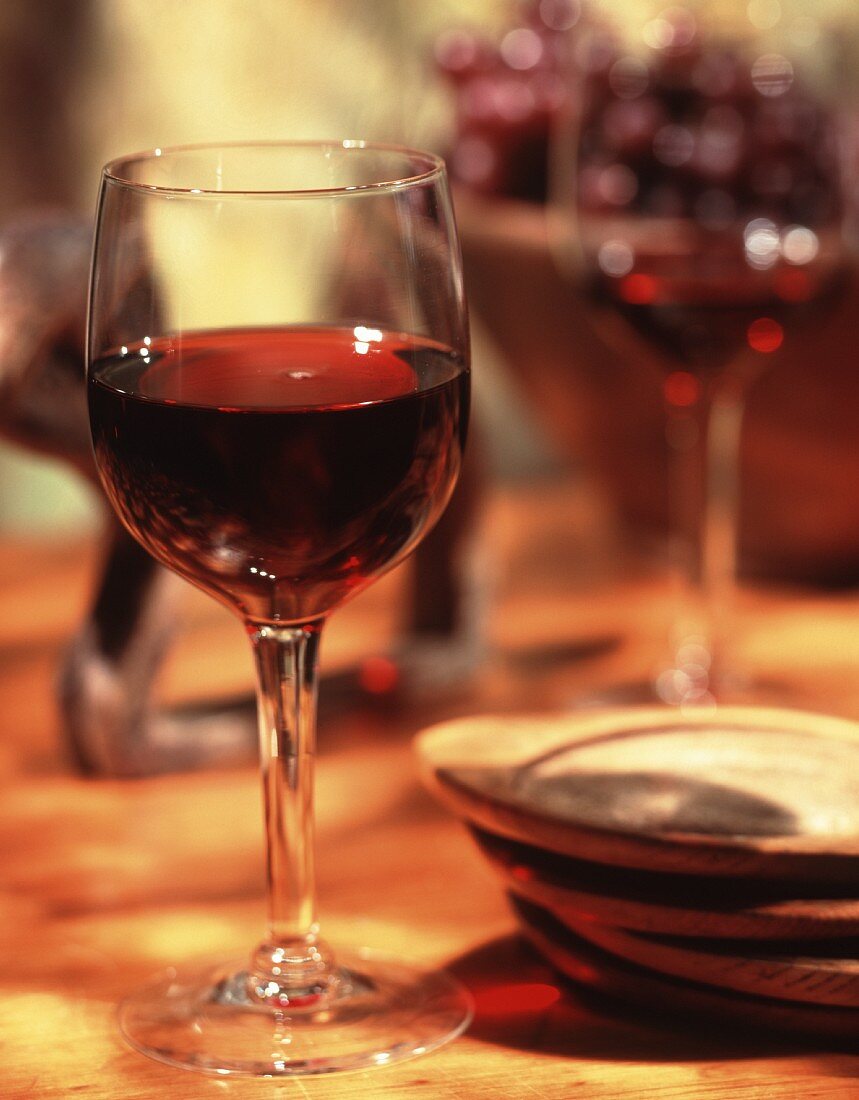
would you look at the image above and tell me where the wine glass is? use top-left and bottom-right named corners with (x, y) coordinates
top-left (553, 2), bottom-right (850, 706)
top-left (86, 142), bottom-right (472, 1076)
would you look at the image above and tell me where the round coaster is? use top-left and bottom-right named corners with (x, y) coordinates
top-left (512, 897), bottom-right (859, 1042)
top-left (474, 828), bottom-right (859, 941)
top-left (562, 919), bottom-right (859, 1008)
top-left (417, 706), bottom-right (859, 883)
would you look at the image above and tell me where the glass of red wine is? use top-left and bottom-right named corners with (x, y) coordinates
top-left (554, 4), bottom-right (848, 706)
top-left (87, 142), bottom-right (472, 1076)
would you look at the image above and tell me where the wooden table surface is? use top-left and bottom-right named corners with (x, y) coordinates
top-left (1, 479), bottom-right (858, 1099)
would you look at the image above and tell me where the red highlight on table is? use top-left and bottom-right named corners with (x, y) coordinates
top-left (473, 982), bottom-right (562, 1017)
top-left (359, 655), bottom-right (401, 695)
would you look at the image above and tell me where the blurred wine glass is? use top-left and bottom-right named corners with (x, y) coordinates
top-left (552, 0), bottom-right (852, 706)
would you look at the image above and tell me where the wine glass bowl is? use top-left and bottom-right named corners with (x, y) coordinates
top-left (87, 142), bottom-right (472, 1076)
top-left (89, 326), bottom-right (467, 625)
top-left (554, 5), bottom-right (851, 705)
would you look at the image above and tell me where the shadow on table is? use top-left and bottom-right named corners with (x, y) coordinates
top-left (449, 933), bottom-right (851, 1064)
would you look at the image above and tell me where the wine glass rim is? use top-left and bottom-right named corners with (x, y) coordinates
top-left (102, 139), bottom-right (447, 197)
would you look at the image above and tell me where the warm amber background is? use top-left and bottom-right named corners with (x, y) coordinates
top-left (0, 0), bottom-right (501, 530)
top-left (3, 0), bottom-right (856, 532)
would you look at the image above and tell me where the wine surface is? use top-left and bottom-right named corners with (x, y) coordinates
top-left (89, 326), bottom-right (469, 623)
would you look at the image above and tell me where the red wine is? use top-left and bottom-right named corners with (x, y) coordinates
top-left (89, 327), bottom-right (469, 623)
top-left (590, 250), bottom-right (846, 374)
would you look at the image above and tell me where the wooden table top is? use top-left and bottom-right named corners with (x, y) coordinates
top-left (1, 478), bottom-right (858, 1099)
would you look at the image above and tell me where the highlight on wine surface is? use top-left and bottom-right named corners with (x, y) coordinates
top-left (86, 142), bottom-right (473, 1077)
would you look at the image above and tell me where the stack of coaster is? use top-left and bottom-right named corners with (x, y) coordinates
top-left (416, 706), bottom-right (859, 1040)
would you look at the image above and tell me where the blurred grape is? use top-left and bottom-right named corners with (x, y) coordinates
top-left (578, 16), bottom-right (840, 228)
top-left (436, 0), bottom-right (583, 201)
top-left (438, 0), bottom-right (840, 223)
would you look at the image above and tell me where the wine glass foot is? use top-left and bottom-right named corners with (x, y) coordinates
top-left (119, 949), bottom-right (473, 1077)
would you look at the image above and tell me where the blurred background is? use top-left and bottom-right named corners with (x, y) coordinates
top-left (0, 0), bottom-right (855, 580)
top-left (0, 0), bottom-right (555, 533)
top-left (0, 0), bottom-right (855, 570)
top-left (0, 0), bottom-right (857, 664)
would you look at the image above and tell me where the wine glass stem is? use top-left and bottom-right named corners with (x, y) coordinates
top-left (665, 377), bottom-right (747, 697)
top-left (247, 620), bottom-right (336, 1007)
top-left (703, 382), bottom-right (746, 655)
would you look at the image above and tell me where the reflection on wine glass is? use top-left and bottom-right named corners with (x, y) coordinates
top-left (555, 3), bottom-right (849, 706)
top-left (87, 142), bottom-right (472, 1076)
